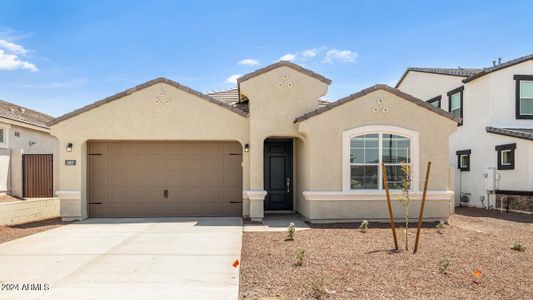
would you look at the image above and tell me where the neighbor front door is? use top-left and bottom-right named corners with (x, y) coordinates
top-left (264, 139), bottom-right (293, 210)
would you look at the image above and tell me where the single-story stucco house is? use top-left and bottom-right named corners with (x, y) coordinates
top-left (49, 61), bottom-right (460, 222)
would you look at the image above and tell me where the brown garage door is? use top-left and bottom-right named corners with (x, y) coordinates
top-left (88, 141), bottom-right (242, 217)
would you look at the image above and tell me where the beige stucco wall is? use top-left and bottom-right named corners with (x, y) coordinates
top-left (296, 89), bottom-right (457, 221)
top-left (240, 66), bottom-right (328, 191)
top-left (0, 120), bottom-right (58, 197)
top-left (298, 89), bottom-right (457, 191)
top-left (50, 82), bottom-right (249, 219)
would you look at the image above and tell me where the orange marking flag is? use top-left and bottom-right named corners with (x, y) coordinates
top-left (233, 259), bottom-right (240, 268)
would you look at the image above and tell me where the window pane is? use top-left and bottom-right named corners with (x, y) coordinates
top-left (0, 129), bottom-right (3, 143)
top-left (382, 134), bottom-right (410, 163)
top-left (351, 165), bottom-right (378, 189)
top-left (460, 155), bottom-right (469, 168)
top-left (520, 81), bottom-right (533, 98)
top-left (501, 150), bottom-right (511, 165)
top-left (383, 165), bottom-right (409, 190)
top-left (430, 101), bottom-right (439, 108)
top-left (350, 134), bottom-right (379, 163)
top-left (451, 93), bottom-right (461, 109)
top-left (520, 98), bottom-right (533, 115)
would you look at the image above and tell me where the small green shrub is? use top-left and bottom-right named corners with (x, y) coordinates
top-left (436, 220), bottom-right (445, 234)
top-left (295, 249), bottom-right (305, 266)
top-left (310, 276), bottom-right (326, 299)
top-left (511, 242), bottom-right (526, 252)
top-left (438, 259), bottom-right (451, 274)
top-left (359, 220), bottom-right (369, 233)
top-left (287, 222), bottom-right (296, 240)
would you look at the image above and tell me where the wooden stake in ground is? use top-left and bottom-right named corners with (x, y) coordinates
top-left (381, 163), bottom-right (398, 250)
top-left (413, 161), bottom-right (432, 254)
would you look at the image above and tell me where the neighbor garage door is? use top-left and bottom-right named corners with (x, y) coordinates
top-left (88, 141), bottom-right (242, 217)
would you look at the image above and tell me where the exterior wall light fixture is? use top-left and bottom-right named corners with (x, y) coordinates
top-left (66, 143), bottom-right (73, 152)
top-left (244, 144), bottom-right (250, 152)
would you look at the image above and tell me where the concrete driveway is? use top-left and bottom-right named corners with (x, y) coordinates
top-left (0, 217), bottom-right (242, 300)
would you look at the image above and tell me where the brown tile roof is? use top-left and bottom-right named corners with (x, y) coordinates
top-left (486, 127), bottom-right (533, 141)
top-left (463, 54), bottom-right (533, 83)
top-left (0, 99), bottom-right (54, 129)
top-left (396, 67), bottom-right (481, 88)
top-left (237, 61), bottom-right (332, 85)
top-left (294, 84), bottom-right (462, 123)
top-left (49, 77), bottom-right (248, 126)
top-left (207, 88), bottom-right (239, 104)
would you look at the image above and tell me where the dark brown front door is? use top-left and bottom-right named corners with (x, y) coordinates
top-left (23, 154), bottom-right (53, 198)
top-left (264, 139), bottom-right (293, 210)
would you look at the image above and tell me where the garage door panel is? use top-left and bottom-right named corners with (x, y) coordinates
top-left (88, 141), bottom-right (242, 217)
top-left (167, 154), bottom-right (186, 170)
top-left (204, 154), bottom-right (224, 169)
top-left (205, 170), bottom-right (224, 187)
top-left (186, 154), bottom-right (205, 169)
top-left (167, 170), bottom-right (186, 187)
top-left (224, 142), bottom-right (242, 154)
top-left (186, 170), bottom-right (205, 187)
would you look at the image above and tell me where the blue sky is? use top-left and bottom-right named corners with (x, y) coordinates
top-left (1, 0), bottom-right (532, 117)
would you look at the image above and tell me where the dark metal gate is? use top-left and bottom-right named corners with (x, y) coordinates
top-left (22, 154), bottom-right (53, 198)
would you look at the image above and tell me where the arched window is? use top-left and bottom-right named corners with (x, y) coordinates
top-left (350, 133), bottom-right (410, 190)
top-left (342, 126), bottom-right (419, 192)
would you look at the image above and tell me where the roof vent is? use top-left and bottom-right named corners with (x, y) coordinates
top-left (19, 108), bottom-right (25, 113)
top-left (9, 108), bottom-right (15, 113)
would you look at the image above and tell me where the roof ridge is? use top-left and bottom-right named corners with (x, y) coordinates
top-left (237, 61), bottom-right (332, 85)
top-left (206, 87), bottom-right (238, 94)
top-left (48, 77), bottom-right (248, 126)
top-left (0, 98), bottom-right (54, 121)
top-left (463, 53), bottom-right (533, 83)
top-left (295, 84), bottom-right (461, 123)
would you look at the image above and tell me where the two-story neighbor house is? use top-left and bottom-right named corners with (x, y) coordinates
top-left (397, 54), bottom-right (533, 213)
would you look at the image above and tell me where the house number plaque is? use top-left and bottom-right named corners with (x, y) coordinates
top-left (65, 160), bottom-right (76, 166)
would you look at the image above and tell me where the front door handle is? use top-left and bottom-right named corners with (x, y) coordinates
top-left (164, 189), bottom-right (168, 199)
top-left (286, 177), bottom-right (290, 193)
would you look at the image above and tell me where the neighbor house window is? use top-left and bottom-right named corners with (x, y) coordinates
top-left (349, 133), bottom-right (411, 190)
top-left (495, 143), bottom-right (516, 170)
top-left (0, 127), bottom-right (7, 149)
top-left (448, 86), bottom-right (464, 125)
top-left (427, 95), bottom-right (441, 108)
top-left (514, 75), bottom-right (533, 119)
top-left (456, 149), bottom-right (471, 171)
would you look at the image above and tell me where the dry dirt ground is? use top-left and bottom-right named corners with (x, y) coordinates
top-left (0, 217), bottom-right (72, 244)
top-left (239, 207), bottom-right (532, 299)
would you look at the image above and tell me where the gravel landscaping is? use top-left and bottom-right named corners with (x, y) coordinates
top-left (239, 207), bottom-right (532, 299)
top-left (0, 217), bottom-right (72, 244)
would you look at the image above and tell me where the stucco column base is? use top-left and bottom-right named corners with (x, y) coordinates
top-left (56, 190), bottom-right (82, 221)
top-left (246, 191), bottom-right (267, 222)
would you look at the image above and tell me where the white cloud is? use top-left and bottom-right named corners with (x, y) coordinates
top-left (279, 53), bottom-right (296, 61)
top-left (0, 39), bottom-right (37, 72)
top-left (323, 49), bottom-right (357, 63)
top-left (0, 39), bottom-right (28, 55)
top-left (0, 49), bottom-right (38, 72)
top-left (238, 58), bottom-right (260, 66)
top-left (302, 48), bottom-right (318, 58)
top-left (225, 74), bottom-right (242, 84)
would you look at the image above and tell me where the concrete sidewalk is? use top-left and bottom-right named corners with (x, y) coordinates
top-left (0, 217), bottom-right (242, 300)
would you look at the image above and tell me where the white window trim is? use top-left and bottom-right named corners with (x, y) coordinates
top-left (342, 125), bottom-right (419, 193)
top-left (500, 149), bottom-right (512, 166)
top-left (519, 80), bottom-right (533, 115)
top-left (0, 126), bottom-right (9, 149)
